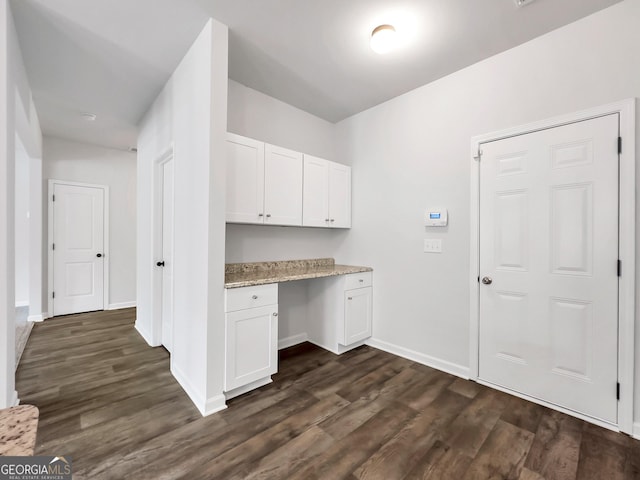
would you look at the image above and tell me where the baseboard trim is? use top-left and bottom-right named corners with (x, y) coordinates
top-left (134, 321), bottom-right (158, 347)
top-left (171, 362), bottom-right (227, 417)
top-left (27, 313), bottom-right (46, 322)
top-left (11, 390), bottom-right (19, 407)
top-left (15, 301), bottom-right (29, 308)
top-left (366, 337), bottom-right (470, 379)
top-left (107, 301), bottom-right (136, 310)
top-left (203, 394), bottom-right (227, 417)
top-left (633, 422), bottom-right (640, 440)
top-left (278, 333), bottom-right (308, 350)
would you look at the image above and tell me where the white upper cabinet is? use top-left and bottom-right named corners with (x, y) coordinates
top-left (303, 155), bottom-right (351, 228)
top-left (226, 133), bottom-right (303, 226)
top-left (264, 144), bottom-right (303, 226)
top-left (226, 133), bottom-right (265, 224)
top-left (302, 155), bottom-right (330, 227)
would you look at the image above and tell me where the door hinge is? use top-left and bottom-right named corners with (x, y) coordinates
top-left (52, 243), bottom-right (55, 251)
top-left (617, 260), bottom-right (622, 277)
top-left (616, 382), bottom-right (620, 400)
top-left (477, 276), bottom-right (480, 283)
top-left (52, 194), bottom-right (55, 202)
top-left (618, 137), bottom-right (622, 154)
top-left (474, 149), bottom-right (483, 161)
top-left (52, 292), bottom-right (55, 299)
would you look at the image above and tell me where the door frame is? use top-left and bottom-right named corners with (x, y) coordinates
top-left (469, 99), bottom-right (636, 434)
top-left (151, 145), bottom-right (174, 347)
top-left (47, 179), bottom-right (110, 318)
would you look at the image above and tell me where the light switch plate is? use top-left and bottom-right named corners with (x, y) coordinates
top-left (424, 239), bottom-right (442, 253)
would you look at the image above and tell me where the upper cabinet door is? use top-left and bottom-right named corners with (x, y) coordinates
top-left (302, 155), bottom-right (330, 227)
top-left (328, 162), bottom-right (351, 228)
top-left (226, 133), bottom-right (265, 224)
top-left (264, 144), bottom-right (303, 226)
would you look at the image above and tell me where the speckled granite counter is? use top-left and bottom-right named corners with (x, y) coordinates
top-left (225, 258), bottom-right (372, 288)
top-left (0, 405), bottom-right (39, 456)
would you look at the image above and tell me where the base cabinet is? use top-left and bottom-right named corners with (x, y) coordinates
top-left (224, 285), bottom-right (278, 395)
top-left (307, 272), bottom-right (373, 354)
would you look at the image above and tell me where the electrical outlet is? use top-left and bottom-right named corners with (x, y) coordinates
top-left (423, 239), bottom-right (442, 253)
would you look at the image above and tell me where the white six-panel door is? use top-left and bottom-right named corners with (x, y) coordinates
top-left (479, 114), bottom-right (619, 423)
top-left (52, 183), bottom-right (105, 316)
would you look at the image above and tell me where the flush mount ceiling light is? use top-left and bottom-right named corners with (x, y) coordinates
top-left (370, 24), bottom-right (397, 54)
top-left (81, 112), bottom-right (97, 121)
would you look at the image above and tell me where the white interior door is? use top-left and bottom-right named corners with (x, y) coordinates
top-left (263, 144), bottom-right (303, 226)
top-left (161, 159), bottom-right (174, 353)
top-left (52, 183), bottom-right (105, 316)
top-left (479, 114), bottom-right (619, 423)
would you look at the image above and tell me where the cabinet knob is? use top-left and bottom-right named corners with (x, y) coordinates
top-left (347, 297), bottom-right (353, 300)
top-left (266, 214), bottom-right (271, 218)
top-left (258, 213), bottom-right (264, 217)
top-left (359, 279), bottom-right (364, 283)
top-left (325, 218), bottom-right (330, 222)
top-left (330, 219), bottom-right (335, 222)
top-left (273, 312), bottom-right (278, 317)
top-left (252, 295), bottom-right (258, 299)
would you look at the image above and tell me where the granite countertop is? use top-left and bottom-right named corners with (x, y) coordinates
top-left (0, 405), bottom-right (39, 456)
top-left (225, 258), bottom-right (372, 288)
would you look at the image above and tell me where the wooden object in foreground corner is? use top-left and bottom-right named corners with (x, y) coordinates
top-left (0, 405), bottom-right (39, 456)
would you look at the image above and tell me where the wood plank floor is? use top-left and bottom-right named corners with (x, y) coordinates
top-left (16, 308), bottom-right (640, 480)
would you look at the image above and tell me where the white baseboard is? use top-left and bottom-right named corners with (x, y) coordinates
top-left (107, 301), bottom-right (136, 310)
top-left (27, 313), bottom-right (46, 322)
top-left (366, 337), bottom-right (470, 379)
top-left (15, 301), bottom-right (29, 308)
top-left (171, 362), bottom-right (227, 417)
top-left (278, 333), bottom-right (308, 350)
top-left (11, 390), bottom-right (19, 407)
top-left (633, 422), bottom-right (640, 440)
top-left (134, 321), bottom-right (158, 347)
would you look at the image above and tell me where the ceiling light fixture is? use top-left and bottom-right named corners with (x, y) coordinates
top-left (370, 24), bottom-right (397, 54)
top-left (81, 112), bottom-right (97, 121)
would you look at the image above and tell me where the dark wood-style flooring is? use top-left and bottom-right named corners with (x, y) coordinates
top-left (16, 308), bottom-right (640, 479)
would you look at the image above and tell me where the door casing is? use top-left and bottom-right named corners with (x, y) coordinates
top-left (469, 99), bottom-right (635, 434)
top-left (47, 179), bottom-right (110, 317)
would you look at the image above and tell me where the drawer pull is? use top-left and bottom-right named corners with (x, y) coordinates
top-left (348, 297), bottom-right (353, 300)
top-left (359, 279), bottom-right (364, 283)
top-left (252, 295), bottom-right (258, 300)
top-left (273, 312), bottom-right (278, 317)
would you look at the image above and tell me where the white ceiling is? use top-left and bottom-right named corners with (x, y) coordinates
top-left (10, 0), bottom-right (622, 151)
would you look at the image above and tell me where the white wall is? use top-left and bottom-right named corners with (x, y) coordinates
top-left (43, 137), bottom-right (136, 308)
top-left (14, 138), bottom-right (29, 306)
top-left (335, 0), bottom-right (640, 430)
top-left (137, 19), bottom-right (228, 415)
top-left (0, 0), bottom-right (42, 408)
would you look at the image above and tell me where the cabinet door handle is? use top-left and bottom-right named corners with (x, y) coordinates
top-left (266, 214), bottom-right (271, 218)
top-left (273, 312), bottom-right (278, 317)
top-left (330, 219), bottom-right (335, 222)
top-left (258, 213), bottom-right (264, 217)
top-left (347, 297), bottom-right (353, 300)
top-left (252, 295), bottom-right (258, 299)
top-left (325, 218), bottom-right (330, 222)
top-left (359, 279), bottom-right (364, 283)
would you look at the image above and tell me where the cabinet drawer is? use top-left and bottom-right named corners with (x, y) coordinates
top-left (344, 272), bottom-right (372, 290)
top-left (225, 284), bottom-right (278, 312)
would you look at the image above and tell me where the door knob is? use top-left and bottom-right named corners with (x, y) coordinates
top-left (481, 276), bottom-right (492, 285)
top-left (157, 261), bottom-right (165, 267)
top-left (96, 253), bottom-right (103, 258)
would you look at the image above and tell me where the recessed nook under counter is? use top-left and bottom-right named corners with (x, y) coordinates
top-left (223, 258), bottom-right (373, 400)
